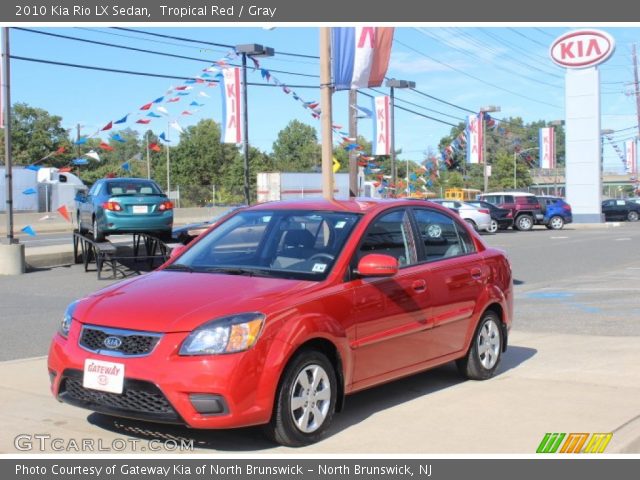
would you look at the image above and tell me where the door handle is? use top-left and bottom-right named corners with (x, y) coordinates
top-left (412, 279), bottom-right (427, 292)
top-left (470, 268), bottom-right (483, 280)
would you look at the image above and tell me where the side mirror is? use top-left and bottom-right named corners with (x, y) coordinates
top-left (169, 244), bottom-right (187, 259)
top-left (356, 254), bottom-right (399, 278)
top-left (75, 192), bottom-right (86, 202)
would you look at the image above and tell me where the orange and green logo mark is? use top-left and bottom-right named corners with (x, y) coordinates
top-left (537, 433), bottom-right (613, 453)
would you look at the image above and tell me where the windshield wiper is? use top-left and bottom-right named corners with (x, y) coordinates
top-left (164, 263), bottom-right (195, 273)
top-left (204, 266), bottom-right (277, 277)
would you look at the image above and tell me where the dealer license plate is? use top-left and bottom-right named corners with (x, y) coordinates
top-left (83, 359), bottom-right (125, 394)
top-left (132, 205), bottom-right (148, 214)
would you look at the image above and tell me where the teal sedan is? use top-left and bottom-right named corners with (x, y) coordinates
top-left (77, 178), bottom-right (173, 241)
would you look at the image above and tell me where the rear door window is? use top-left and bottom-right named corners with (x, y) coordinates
top-left (412, 208), bottom-right (476, 262)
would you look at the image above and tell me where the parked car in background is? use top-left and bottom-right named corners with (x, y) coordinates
top-left (76, 178), bottom-right (173, 242)
top-left (467, 200), bottom-right (514, 233)
top-left (602, 199), bottom-right (640, 222)
top-left (430, 199), bottom-right (492, 232)
top-left (172, 206), bottom-right (245, 244)
top-left (479, 192), bottom-right (544, 231)
top-left (49, 198), bottom-right (513, 447)
top-left (537, 195), bottom-right (573, 230)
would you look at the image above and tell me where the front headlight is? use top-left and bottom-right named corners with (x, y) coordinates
top-left (59, 301), bottom-right (79, 339)
top-left (179, 313), bottom-right (265, 356)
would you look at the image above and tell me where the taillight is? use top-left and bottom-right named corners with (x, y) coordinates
top-left (102, 201), bottom-right (122, 211)
top-left (159, 201), bottom-right (174, 211)
top-left (563, 204), bottom-right (571, 211)
top-left (478, 209), bottom-right (490, 214)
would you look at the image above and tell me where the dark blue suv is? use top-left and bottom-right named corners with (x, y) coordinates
top-left (537, 195), bottom-right (573, 230)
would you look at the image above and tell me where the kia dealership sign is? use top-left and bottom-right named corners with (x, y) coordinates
top-left (550, 30), bottom-right (615, 68)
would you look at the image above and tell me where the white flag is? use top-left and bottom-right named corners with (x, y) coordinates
top-left (169, 121), bottom-right (184, 134)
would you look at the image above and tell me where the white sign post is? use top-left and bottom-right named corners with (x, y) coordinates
top-left (550, 30), bottom-right (615, 223)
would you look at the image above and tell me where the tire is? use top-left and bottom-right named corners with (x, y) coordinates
top-left (457, 311), bottom-right (503, 380)
top-left (264, 350), bottom-right (337, 447)
top-left (465, 219), bottom-right (478, 231)
top-left (93, 217), bottom-right (105, 242)
top-left (515, 214), bottom-right (534, 231)
top-left (77, 212), bottom-right (88, 234)
top-left (487, 219), bottom-right (498, 234)
top-left (628, 211), bottom-right (639, 222)
top-left (548, 215), bottom-right (565, 230)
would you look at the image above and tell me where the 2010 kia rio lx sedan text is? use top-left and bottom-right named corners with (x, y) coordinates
top-left (48, 199), bottom-right (513, 447)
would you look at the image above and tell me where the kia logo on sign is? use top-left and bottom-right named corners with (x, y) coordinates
top-left (103, 336), bottom-right (122, 349)
top-left (550, 30), bottom-right (615, 68)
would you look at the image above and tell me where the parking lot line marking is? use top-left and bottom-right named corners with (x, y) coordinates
top-left (615, 238), bottom-right (632, 241)
top-left (550, 236), bottom-right (568, 239)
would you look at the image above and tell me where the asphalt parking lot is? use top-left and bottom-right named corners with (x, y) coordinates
top-left (1, 223), bottom-right (639, 453)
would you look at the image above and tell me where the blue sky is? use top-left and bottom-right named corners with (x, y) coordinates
top-left (10, 26), bottom-right (640, 173)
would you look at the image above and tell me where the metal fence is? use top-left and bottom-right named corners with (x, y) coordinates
top-left (165, 185), bottom-right (245, 208)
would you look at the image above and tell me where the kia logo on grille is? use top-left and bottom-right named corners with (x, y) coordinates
top-left (103, 336), bottom-right (123, 349)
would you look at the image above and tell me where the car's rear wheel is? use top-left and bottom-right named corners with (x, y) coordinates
top-left (487, 219), bottom-right (498, 234)
top-left (457, 311), bottom-right (503, 380)
top-left (93, 217), bottom-right (105, 242)
top-left (515, 214), bottom-right (534, 231)
top-left (548, 215), bottom-right (565, 230)
top-left (628, 211), bottom-right (639, 222)
top-left (265, 350), bottom-right (337, 447)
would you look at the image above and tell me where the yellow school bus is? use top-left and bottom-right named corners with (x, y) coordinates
top-left (444, 188), bottom-right (481, 201)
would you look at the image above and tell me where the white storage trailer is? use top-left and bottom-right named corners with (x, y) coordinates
top-left (256, 172), bottom-right (365, 203)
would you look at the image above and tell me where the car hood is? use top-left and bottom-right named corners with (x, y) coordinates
top-left (74, 271), bottom-right (316, 333)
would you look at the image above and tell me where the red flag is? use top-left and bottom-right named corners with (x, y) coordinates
top-left (167, 97), bottom-right (180, 103)
top-left (195, 78), bottom-right (205, 84)
top-left (101, 121), bottom-right (113, 131)
top-left (57, 205), bottom-right (71, 223)
top-left (181, 111), bottom-right (193, 116)
top-left (175, 86), bottom-right (188, 91)
top-left (140, 102), bottom-right (153, 111)
top-left (207, 81), bottom-right (219, 88)
top-left (149, 143), bottom-right (161, 152)
top-left (99, 142), bottom-right (114, 151)
top-left (136, 119), bottom-right (151, 124)
top-left (54, 146), bottom-right (66, 155)
top-left (58, 167), bottom-right (72, 173)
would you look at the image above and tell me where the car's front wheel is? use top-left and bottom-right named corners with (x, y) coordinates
top-left (547, 215), bottom-right (565, 230)
top-left (628, 211), bottom-right (639, 222)
top-left (265, 350), bottom-right (337, 447)
top-left (457, 311), bottom-right (503, 380)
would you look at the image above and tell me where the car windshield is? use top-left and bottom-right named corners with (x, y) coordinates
top-left (172, 210), bottom-right (361, 281)
top-left (106, 181), bottom-right (163, 196)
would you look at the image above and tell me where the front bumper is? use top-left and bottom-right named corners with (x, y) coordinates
top-left (48, 324), bottom-right (276, 429)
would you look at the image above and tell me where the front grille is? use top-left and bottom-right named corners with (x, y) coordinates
top-left (58, 370), bottom-right (181, 424)
top-left (79, 326), bottom-right (161, 357)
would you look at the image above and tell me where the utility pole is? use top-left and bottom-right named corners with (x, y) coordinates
top-left (76, 123), bottom-right (81, 159)
top-left (632, 44), bottom-right (640, 139)
top-left (319, 27), bottom-right (334, 200)
top-left (145, 131), bottom-right (151, 179)
top-left (348, 89), bottom-right (358, 198)
top-left (166, 123), bottom-right (171, 196)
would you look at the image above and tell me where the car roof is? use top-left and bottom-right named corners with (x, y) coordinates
top-left (102, 177), bottom-right (156, 183)
top-left (247, 198), bottom-right (452, 215)
top-left (481, 191), bottom-right (536, 197)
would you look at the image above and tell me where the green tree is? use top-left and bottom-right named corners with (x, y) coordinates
top-left (272, 120), bottom-right (321, 172)
top-left (0, 103), bottom-right (72, 166)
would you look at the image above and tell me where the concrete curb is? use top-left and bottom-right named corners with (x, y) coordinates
top-left (611, 414), bottom-right (640, 453)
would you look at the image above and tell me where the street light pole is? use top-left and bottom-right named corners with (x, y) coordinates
top-left (385, 79), bottom-right (416, 197)
top-left (2, 27), bottom-right (14, 244)
top-left (235, 44), bottom-right (274, 205)
top-left (480, 105), bottom-right (500, 193)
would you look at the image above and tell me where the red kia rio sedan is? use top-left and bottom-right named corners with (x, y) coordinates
top-left (48, 199), bottom-right (513, 446)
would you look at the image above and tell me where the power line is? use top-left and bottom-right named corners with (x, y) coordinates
top-left (13, 27), bottom-right (320, 79)
top-left (407, 88), bottom-right (475, 114)
top-left (394, 38), bottom-right (561, 109)
top-left (11, 55), bottom-right (318, 88)
top-left (507, 28), bottom-right (549, 48)
top-left (112, 27), bottom-right (320, 60)
top-left (414, 28), bottom-right (562, 89)
top-left (369, 87), bottom-right (466, 122)
top-left (358, 91), bottom-right (458, 127)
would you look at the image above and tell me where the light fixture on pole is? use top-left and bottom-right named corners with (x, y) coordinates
top-left (235, 43), bottom-right (274, 205)
top-left (386, 79), bottom-right (416, 196)
top-left (480, 105), bottom-right (500, 193)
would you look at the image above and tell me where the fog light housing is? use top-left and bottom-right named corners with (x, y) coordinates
top-left (189, 394), bottom-right (228, 415)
